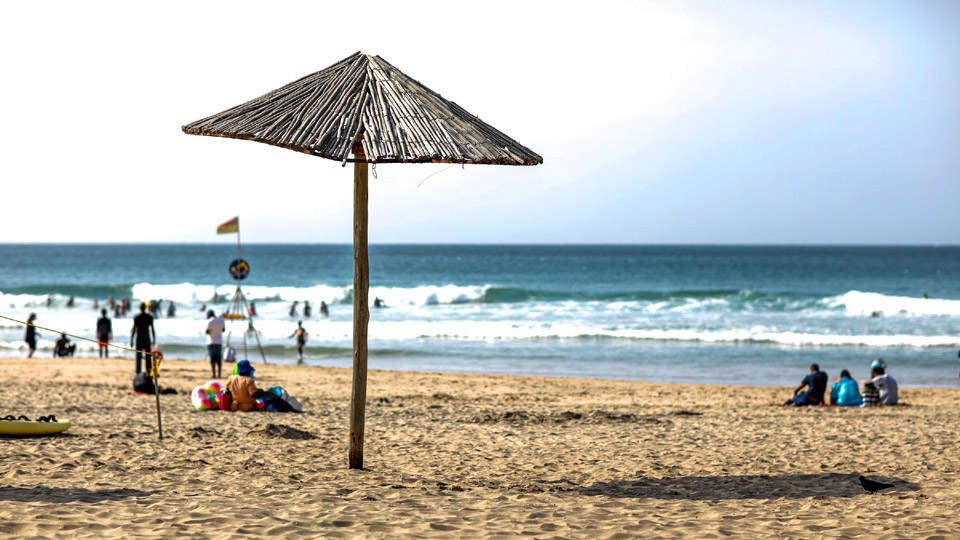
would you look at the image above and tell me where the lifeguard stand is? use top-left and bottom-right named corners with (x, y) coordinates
top-left (217, 216), bottom-right (267, 363)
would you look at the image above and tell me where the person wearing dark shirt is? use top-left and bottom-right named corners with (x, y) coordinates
top-left (96, 309), bottom-right (113, 358)
top-left (130, 303), bottom-right (156, 373)
top-left (24, 313), bottom-right (38, 358)
top-left (783, 364), bottom-right (828, 406)
top-left (54, 333), bottom-right (76, 357)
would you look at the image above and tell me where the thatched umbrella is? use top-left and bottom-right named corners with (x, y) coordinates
top-left (183, 51), bottom-right (542, 469)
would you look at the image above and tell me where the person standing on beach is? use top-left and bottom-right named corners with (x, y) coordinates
top-left (783, 364), bottom-right (828, 406)
top-left (290, 321), bottom-right (308, 364)
top-left (206, 309), bottom-right (225, 378)
top-left (96, 309), bottom-right (112, 358)
top-left (24, 313), bottom-right (38, 358)
top-left (130, 303), bottom-right (155, 374)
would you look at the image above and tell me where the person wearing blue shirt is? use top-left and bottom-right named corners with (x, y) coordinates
top-left (829, 369), bottom-right (863, 407)
top-left (784, 364), bottom-right (828, 406)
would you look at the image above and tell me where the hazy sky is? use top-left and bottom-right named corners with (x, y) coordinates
top-left (1, 0), bottom-right (957, 244)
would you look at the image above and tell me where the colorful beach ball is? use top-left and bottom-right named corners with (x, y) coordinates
top-left (191, 386), bottom-right (215, 411)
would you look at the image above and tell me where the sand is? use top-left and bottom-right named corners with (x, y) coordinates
top-left (1, 357), bottom-right (959, 539)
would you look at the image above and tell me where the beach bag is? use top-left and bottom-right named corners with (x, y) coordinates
top-left (225, 347), bottom-right (236, 363)
top-left (285, 395), bottom-right (303, 413)
top-left (133, 373), bottom-right (155, 394)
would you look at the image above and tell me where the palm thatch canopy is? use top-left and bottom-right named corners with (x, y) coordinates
top-left (182, 52), bottom-right (542, 166)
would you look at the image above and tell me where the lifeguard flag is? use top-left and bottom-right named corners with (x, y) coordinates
top-left (217, 216), bottom-right (239, 235)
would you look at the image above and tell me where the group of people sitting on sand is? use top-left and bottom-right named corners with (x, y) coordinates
top-left (783, 358), bottom-right (898, 407)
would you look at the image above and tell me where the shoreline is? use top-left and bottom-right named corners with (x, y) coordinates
top-left (2, 357), bottom-right (960, 538)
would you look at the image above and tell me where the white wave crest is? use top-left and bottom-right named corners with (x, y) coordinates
top-left (826, 291), bottom-right (960, 316)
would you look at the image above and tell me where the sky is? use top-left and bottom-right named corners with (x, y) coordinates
top-left (0, 0), bottom-right (957, 245)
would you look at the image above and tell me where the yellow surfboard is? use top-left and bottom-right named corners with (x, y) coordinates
top-left (0, 419), bottom-right (71, 436)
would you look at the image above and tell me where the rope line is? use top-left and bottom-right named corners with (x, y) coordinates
top-left (0, 313), bottom-right (156, 358)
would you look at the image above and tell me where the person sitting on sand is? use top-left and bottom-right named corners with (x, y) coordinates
top-left (861, 381), bottom-right (880, 407)
top-left (225, 360), bottom-right (260, 412)
top-left (870, 365), bottom-right (898, 405)
top-left (54, 333), bottom-right (77, 358)
top-left (829, 369), bottom-right (862, 407)
top-left (783, 363), bottom-right (827, 406)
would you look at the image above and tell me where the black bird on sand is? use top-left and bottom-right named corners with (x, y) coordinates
top-left (859, 475), bottom-right (895, 494)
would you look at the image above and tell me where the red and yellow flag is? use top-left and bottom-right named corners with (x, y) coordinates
top-left (217, 216), bottom-right (239, 235)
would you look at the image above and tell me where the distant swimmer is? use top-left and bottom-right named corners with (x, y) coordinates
top-left (45, 295), bottom-right (53, 308)
top-left (66, 296), bottom-right (75, 308)
top-left (303, 301), bottom-right (312, 318)
top-left (93, 300), bottom-right (99, 310)
top-left (211, 291), bottom-right (221, 303)
top-left (166, 300), bottom-right (176, 318)
top-left (248, 301), bottom-right (257, 317)
top-left (290, 321), bottom-right (308, 363)
top-left (289, 300), bottom-right (299, 317)
top-left (871, 311), bottom-right (884, 318)
top-left (96, 309), bottom-right (112, 358)
top-left (320, 301), bottom-right (329, 317)
top-left (373, 297), bottom-right (385, 309)
top-left (24, 313), bottom-right (38, 358)
top-left (922, 292), bottom-right (930, 299)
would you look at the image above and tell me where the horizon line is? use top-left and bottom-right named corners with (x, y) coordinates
top-left (1, 241), bottom-right (958, 248)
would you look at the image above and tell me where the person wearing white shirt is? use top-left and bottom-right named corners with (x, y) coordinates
top-left (870, 366), bottom-right (898, 405)
top-left (206, 310), bottom-right (226, 378)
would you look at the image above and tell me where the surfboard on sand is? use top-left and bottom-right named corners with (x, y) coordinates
top-left (0, 419), bottom-right (71, 436)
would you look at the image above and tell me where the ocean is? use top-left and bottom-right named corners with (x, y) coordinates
top-left (1, 244), bottom-right (958, 387)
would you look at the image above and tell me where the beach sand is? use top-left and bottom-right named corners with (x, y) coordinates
top-left (1, 357), bottom-right (959, 539)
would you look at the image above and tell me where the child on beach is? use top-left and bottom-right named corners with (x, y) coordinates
top-left (224, 360), bottom-right (259, 412)
top-left (861, 381), bottom-right (880, 407)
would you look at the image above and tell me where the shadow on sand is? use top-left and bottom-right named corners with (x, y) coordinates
top-left (574, 473), bottom-right (919, 500)
top-left (0, 486), bottom-right (157, 503)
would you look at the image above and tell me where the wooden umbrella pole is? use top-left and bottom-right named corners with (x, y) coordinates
top-left (349, 137), bottom-right (369, 470)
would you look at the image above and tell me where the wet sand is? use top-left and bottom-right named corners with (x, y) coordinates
top-left (1, 357), bottom-right (959, 539)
